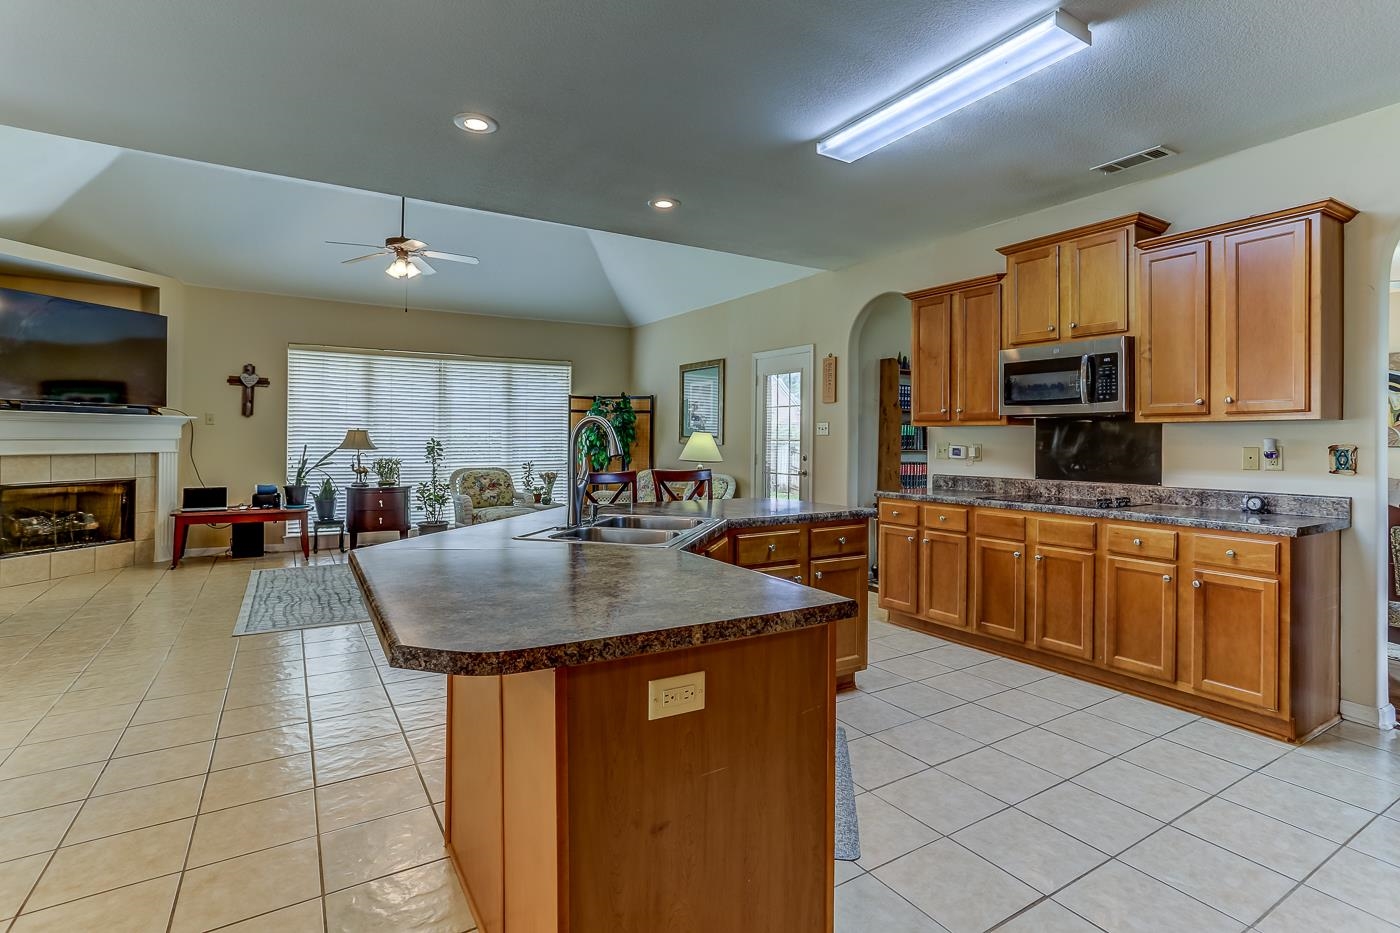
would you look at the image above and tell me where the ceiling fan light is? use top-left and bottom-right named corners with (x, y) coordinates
top-left (386, 256), bottom-right (419, 279)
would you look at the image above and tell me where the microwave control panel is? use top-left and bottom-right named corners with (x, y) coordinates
top-left (1091, 354), bottom-right (1119, 402)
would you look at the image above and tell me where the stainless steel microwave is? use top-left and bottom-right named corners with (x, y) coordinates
top-left (998, 336), bottom-right (1132, 417)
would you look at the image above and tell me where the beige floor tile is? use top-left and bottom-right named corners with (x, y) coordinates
top-left (420, 760), bottom-right (445, 803)
top-left (835, 694), bottom-right (918, 734)
top-left (0, 730), bottom-right (122, 780)
top-left (187, 790), bottom-right (317, 867)
top-left (67, 775), bottom-right (204, 843)
top-left (1120, 738), bottom-right (1250, 794)
top-left (871, 719), bottom-right (981, 767)
top-left (130, 689), bottom-right (226, 726)
top-left (9, 874), bottom-right (180, 933)
top-left (1257, 885), bottom-right (1398, 933)
top-left (928, 704), bottom-right (1029, 744)
top-left (22, 705), bottom-right (137, 745)
top-left (1017, 674), bottom-right (1119, 710)
top-left (1308, 847), bottom-right (1400, 920)
top-left (169, 837), bottom-right (322, 933)
top-left (834, 873), bottom-right (947, 933)
top-left (1221, 773), bottom-right (1374, 843)
top-left (320, 806), bottom-right (447, 892)
top-left (310, 707), bottom-right (401, 751)
top-left (1055, 860), bottom-right (1239, 933)
top-left (976, 688), bottom-right (1075, 725)
top-left (936, 748), bottom-right (1059, 805)
top-left (1071, 758), bottom-right (1207, 821)
top-left (316, 766), bottom-right (430, 834)
top-left (216, 698), bottom-right (309, 738)
top-left (1176, 797), bottom-right (1338, 880)
top-left (852, 793), bottom-right (939, 872)
top-left (875, 838), bottom-right (1037, 933)
top-left (26, 818), bottom-right (193, 911)
top-left (1166, 719), bottom-right (1291, 769)
top-left (113, 713), bottom-right (220, 757)
top-left (324, 858), bottom-right (475, 932)
top-left (0, 803), bottom-right (79, 862)
top-left (0, 764), bottom-right (102, 818)
top-left (1017, 783), bottom-right (1161, 855)
top-left (92, 741), bottom-right (213, 796)
top-left (847, 737), bottom-right (927, 790)
top-left (313, 733), bottom-right (414, 786)
top-left (211, 722), bottom-right (312, 771)
top-left (992, 728), bottom-right (1109, 779)
top-left (216, 897), bottom-right (324, 931)
top-left (405, 726), bottom-right (445, 763)
top-left (224, 679), bottom-right (307, 710)
top-left (872, 769), bottom-right (1004, 835)
top-left (1041, 711), bottom-right (1154, 756)
top-left (0, 853), bottom-right (48, 922)
top-left (1120, 826), bottom-right (1293, 924)
top-left (309, 686), bottom-right (391, 721)
top-left (201, 752), bottom-right (314, 812)
top-left (997, 900), bottom-right (1105, 932)
top-left (44, 683), bottom-right (147, 715)
top-left (395, 698), bottom-right (447, 731)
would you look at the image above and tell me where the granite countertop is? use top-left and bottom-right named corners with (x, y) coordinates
top-left (351, 499), bottom-right (875, 676)
top-left (877, 488), bottom-right (1349, 537)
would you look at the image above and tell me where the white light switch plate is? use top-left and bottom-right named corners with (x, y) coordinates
top-left (816, 421), bottom-right (830, 436)
top-left (1242, 447), bottom-right (1260, 470)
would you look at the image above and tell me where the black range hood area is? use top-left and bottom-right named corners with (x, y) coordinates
top-left (1034, 417), bottom-right (1162, 485)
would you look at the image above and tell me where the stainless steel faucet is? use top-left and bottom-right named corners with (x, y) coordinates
top-left (566, 414), bottom-right (622, 527)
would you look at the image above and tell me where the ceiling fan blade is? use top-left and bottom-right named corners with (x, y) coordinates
top-left (409, 256), bottom-right (436, 276)
top-left (326, 240), bottom-right (384, 249)
top-left (341, 252), bottom-right (386, 264)
top-left (400, 238), bottom-right (427, 252)
top-left (421, 250), bottom-right (480, 265)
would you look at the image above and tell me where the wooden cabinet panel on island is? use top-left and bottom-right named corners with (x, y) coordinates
top-left (813, 554), bottom-right (869, 677)
top-left (875, 496), bottom-right (1340, 742)
top-left (906, 274), bottom-right (1006, 427)
top-left (1136, 199), bottom-right (1355, 422)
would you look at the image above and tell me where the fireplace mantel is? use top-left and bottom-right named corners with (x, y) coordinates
top-left (0, 411), bottom-right (193, 565)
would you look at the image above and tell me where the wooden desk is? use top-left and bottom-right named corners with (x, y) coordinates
top-left (170, 506), bottom-right (311, 568)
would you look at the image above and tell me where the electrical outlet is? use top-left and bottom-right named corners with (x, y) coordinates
top-left (816, 421), bottom-right (830, 436)
top-left (934, 441), bottom-right (951, 460)
top-left (648, 671), bottom-right (706, 720)
top-left (1263, 448), bottom-right (1284, 471)
top-left (1242, 447), bottom-right (1260, 470)
top-left (967, 444), bottom-right (982, 462)
top-left (204, 413), bottom-right (216, 426)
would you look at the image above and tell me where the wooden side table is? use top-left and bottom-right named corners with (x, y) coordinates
top-left (346, 485), bottom-right (411, 549)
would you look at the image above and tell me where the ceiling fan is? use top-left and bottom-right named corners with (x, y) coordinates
top-left (328, 197), bottom-right (480, 279)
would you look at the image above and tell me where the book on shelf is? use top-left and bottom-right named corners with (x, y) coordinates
top-left (899, 424), bottom-right (926, 451)
top-left (898, 461), bottom-right (927, 493)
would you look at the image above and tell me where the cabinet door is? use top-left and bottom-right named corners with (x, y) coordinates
top-left (1032, 546), bottom-right (1094, 660)
top-left (1222, 219), bottom-right (1310, 415)
top-left (1061, 227), bottom-right (1129, 337)
top-left (1103, 556), bottom-right (1177, 682)
top-left (919, 530), bottom-right (967, 628)
top-left (1138, 241), bottom-right (1211, 418)
top-left (703, 534), bottom-right (732, 563)
top-left (1190, 569), bottom-right (1280, 710)
top-left (877, 523), bottom-right (919, 615)
top-left (954, 282), bottom-right (1003, 423)
top-left (1004, 245), bottom-right (1060, 346)
top-left (812, 555), bottom-right (868, 679)
top-left (910, 294), bottom-right (952, 424)
top-left (972, 537), bottom-right (1025, 642)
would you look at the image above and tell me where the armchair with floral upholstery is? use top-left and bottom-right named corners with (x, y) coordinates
top-left (635, 469), bottom-right (737, 503)
top-left (449, 467), bottom-right (561, 524)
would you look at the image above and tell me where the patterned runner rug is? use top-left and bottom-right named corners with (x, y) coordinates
top-left (233, 565), bottom-right (369, 636)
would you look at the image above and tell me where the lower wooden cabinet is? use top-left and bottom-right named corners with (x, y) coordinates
top-left (876, 496), bottom-right (1340, 742)
top-left (812, 555), bottom-right (869, 682)
top-left (1103, 556), bottom-right (1178, 682)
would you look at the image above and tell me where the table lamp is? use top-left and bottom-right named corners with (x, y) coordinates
top-left (339, 429), bottom-right (377, 486)
top-left (679, 431), bottom-right (723, 470)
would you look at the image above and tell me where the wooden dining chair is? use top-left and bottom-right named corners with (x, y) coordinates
top-left (585, 470), bottom-right (639, 506)
top-left (653, 468), bottom-right (713, 503)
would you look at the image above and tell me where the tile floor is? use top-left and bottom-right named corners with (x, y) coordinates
top-left (0, 554), bottom-right (1398, 932)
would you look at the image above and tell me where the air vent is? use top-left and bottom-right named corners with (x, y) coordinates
top-left (1092, 145), bottom-right (1176, 175)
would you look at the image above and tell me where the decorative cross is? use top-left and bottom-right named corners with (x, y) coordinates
top-left (227, 363), bottom-right (270, 417)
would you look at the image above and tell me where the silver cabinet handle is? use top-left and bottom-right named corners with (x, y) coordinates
top-left (1013, 551), bottom-right (1022, 559)
top-left (1048, 324), bottom-right (1056, 331)
top-left (1163, 574), bottom-right (1172, 582)
top-left (1069, 321), bottom-right (1079, 329)
top-left (1034, 554), bottom-right (1043, 561)
top-left (1225, 549), bottom-right (1237, 558)
top-left (378, 517), bottom-right (383, 525)
top-left (891, 509), bottom-right (900, 517)
top-left (939, 515), bottom-right (948, 522)
top-left (814, 571), bottom-right (824, 581)
top-left (940, 407), bottom-right (948, 413)
top-left (907, 536), bottom-right (915, 543)
top-left (378, 499), bottom-right (384, 507)
top-left (922, 538), bottom-right (930, 544)
top-left (1194, 398), bottom-right (1205, 405)
top-left (792, 575), bottom-right (803, 583)
top-left (837, 535), bottom-right (847, 545)
top-left (956, 407), bottom-right (964, 413)
top-left (1192, 580), bottom-right (1201, 588)
top-left (1225, 396), bottom-right (1235, 403)
top-left (768, 542), bottom-right (777, 552)
top-left (1132, 538), bottom-right (1142, 547)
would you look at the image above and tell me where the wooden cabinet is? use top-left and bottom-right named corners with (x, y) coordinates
top-left (1103, 556), bottom-right (1178, 682)
top-left (998, 213), bottom-right (1170, 348)
top-left (346, 485), bottom-right (410, 549)
top-left (1136, 199), bottom-right (1355, 422)
top-left (813, 554), bottom-right (868, 679)
top-left (906, 274), bottom-right (1006, 427)
top-left (875, 495), bottom-right (1340, 742)
top-left (703, 534), bottom-right (732, 563)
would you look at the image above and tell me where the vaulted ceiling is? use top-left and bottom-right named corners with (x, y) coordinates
top-left (2, 0), bottom-right (1399, 321)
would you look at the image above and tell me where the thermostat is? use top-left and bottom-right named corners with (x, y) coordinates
top-left (947, 444), bottom-right (981, 461)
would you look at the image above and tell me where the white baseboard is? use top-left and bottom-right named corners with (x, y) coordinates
top-left (1341, 700), bottom-right (1397, 730)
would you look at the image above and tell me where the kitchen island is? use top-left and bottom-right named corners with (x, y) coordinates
top-left (351, 499), bottom-right (873, 933)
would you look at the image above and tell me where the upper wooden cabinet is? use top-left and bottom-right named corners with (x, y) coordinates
top-left (906, 273), bottom-right (1006, 426)
top-left (1136, 199), bottom-right (1356, 422)
top-left (998, 213), bottom-right (1170, 348)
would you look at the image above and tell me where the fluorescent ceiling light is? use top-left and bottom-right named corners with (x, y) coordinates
top-left (818, 9), bottom-right (1091, 163)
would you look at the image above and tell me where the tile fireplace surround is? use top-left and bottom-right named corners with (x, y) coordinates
top-left (0, 411), bottom-right (190, 586)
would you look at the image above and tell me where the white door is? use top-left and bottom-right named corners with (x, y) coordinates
top-left (754, 346), bottom-right (814, 500)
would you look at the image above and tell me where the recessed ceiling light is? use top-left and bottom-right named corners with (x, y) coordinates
top-left (453, 113), bottom-right (498, 134)
top-left (648, 197), bottom-right (680, 211)
top-left (818, 9), bottom-right (1091, 163)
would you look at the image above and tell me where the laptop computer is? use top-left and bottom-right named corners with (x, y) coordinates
top-left (181, 486), bottom-right (228, 511)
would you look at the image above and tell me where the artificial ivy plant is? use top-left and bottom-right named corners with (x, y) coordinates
top-left (581, 394), bottom-right (638, 471)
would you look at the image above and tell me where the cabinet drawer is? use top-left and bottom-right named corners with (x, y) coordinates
top-left (352, 491), bottom-right (406, 510)
top-left (356, 508), bottom-right (406, 528)
top-left (920, 504), bottom-right (968, 532)
top-left (734, 528), bottom-right (805, 567)
top-left (879, 500), bottom-right (917, 526)
top-left (756, 563), bottom-right (806, 584)
top-left (1193, 535), bottom-right (1279, 574)
top-left (1105, 525), bottom-right (1177, 560)
top-left (1036, 517), bottom-right (1096, 550)
top-left (974, 510), bottom-right (1026, 541)
top-left (810, 524), bottom-right (866, 558)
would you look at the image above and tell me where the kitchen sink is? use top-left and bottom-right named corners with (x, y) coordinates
top-left (514, 514), bottom-right (721, 548)
top-left (548, 526), bottom-right (683, 546)
top-left (589, 514), bottom-right (710, 531)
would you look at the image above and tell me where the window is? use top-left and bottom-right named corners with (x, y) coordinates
top-left (286, 346), bottom-right (572, 522)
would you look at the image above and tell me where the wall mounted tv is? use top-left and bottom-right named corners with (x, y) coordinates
top-left (0, 287), bottom-right (167, 410)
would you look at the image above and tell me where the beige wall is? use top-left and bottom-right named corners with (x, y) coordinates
top-left (178, 287), bottom-right (632, 546)
top-left (632, 101), bottom-right (1400, 720)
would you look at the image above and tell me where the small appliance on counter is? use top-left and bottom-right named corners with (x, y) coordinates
top-left (999, 336), bottom-right (1132, 417)
top-left (251, 484), bottom-right (281, 509)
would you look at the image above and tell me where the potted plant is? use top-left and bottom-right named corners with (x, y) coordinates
top-left (521, 461), bottom-right (544, 503)
top-left (415, 437), bottom-right (451, 535)
top-left (287, 444), bottom-right (335, 507)
top-left (313, 475), bottom-right (338, 521)
top-left (371, 457), bottom-right (403, 487)
top-left (581, 394), bottom-right (638, 470)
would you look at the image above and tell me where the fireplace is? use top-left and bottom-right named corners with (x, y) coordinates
top-left (0, 479), bottom-right (136, 557)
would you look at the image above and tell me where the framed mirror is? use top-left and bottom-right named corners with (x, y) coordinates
top-left (679, 359), bottom-right (724, 443)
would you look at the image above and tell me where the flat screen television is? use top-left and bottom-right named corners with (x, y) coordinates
top-left (0, 287), bottom-right (168, 409)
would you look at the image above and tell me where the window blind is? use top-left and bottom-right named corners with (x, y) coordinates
top-left (286, 346), bottom-right (572, 523)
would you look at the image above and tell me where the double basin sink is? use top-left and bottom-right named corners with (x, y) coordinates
top-left (515, 513), bottom-right (721, 549)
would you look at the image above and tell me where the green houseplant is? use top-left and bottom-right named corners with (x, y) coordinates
top-left (287, 444), bottom-right (336, 507)
top-left (581, 395), bottom-right (638, 471)
top-left (371, 457), bottom-right (403, 486)
top-left (313, 474), bottom-right (338, 522)
top-left (415, 438), bottom-right (450, 534)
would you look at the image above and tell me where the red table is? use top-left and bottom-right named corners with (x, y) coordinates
top-left (170, 506), bottom-right (311, 568)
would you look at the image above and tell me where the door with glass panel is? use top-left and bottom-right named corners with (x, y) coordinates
top-left (753, 347), bottom-right (813, 500)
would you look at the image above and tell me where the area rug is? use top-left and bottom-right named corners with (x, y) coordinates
top-left (835, 725), bottom-right (861, 861)
top-left (232, 565), bottom-right (369, 636)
